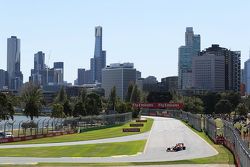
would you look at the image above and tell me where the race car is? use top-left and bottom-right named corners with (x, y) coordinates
top-left (166, 143), bottom-right (186, 152)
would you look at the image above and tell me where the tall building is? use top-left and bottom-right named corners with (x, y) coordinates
top-left (102, 63), bottom-right (136, 100)
top-left (90, 26), bottom-right (106, 83)
top-left (161, 76), bottom-right (178, 92)
top-left (136, 71), bottom-right (142, 80)
top-left (77, 68), bottom-right (85, 85)
top-left (244, 59), bottom-right (250, 95)
top-left (192, 54), bottom-right (225, 91)
top-left (178, 27), bottom-right (200, 90)
top-left (85, 70), bottom-right (93, 84)
top-left (30, 51), bottom-right (45, 85)
top-left (241, 69), bottom-right (245, 84)
top-left (0, 69), bottom-right (8, 90)
top-left (7, 36), bottom-right (23, 90)
top-left (200, 44), bottom-right (241, 92)
top-left (54, 62), bottom-right (64, 85)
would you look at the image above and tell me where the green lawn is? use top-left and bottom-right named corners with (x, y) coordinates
top-left (4, 118), bottom-right (153, 145)
top-left (35, 121), bottom-right (234, 166)
top-left (0, 140), bottom-right (146, 157)
top-left (0, 117), bottom-right (234, 166)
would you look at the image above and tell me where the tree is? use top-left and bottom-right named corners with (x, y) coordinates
top-left (183, 97), bottom-right (194, 112)
top-left (215, 99), bottom-right (232, 114)
top-left (202, 92), bottom-right (221, 114)
top-left (80, 88), bottom-right (87, 103)
top-left (54, 86), bottom-right (67, 104)
top-left (235, 103), bottom-right (248, 117)
top-left (116, 100), bottom-right (127, 113)
top-left (21, 83), bottom-right (43, 120)
top-left (192, 97), bottom-right (204, 114)
top-left (130, 85), bottom-right (141, 103)
top-left (73, 101), bottom-right (85, 117)
top-left (0, 93), bottom-right (14, 120)
top-left (109, 86), bottom-right (117, 110)
top-left (181, 96), bottom-right (204, 114)
top-left (147, 92), bottom-right (172, 103)
top-left (63, 100), bottom-right (72, 116)
top-left (220, 92), bottom-right (241, 110)
top-left (85, 93), bottom-right (102, 115)
top-left (125, 83), bottom-right (134, 102)
top-left (51, 103), bottom-right (65, 118)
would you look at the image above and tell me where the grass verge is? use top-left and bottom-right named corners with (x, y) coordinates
top-left (3, 118), bottom-right (153, 145)
top-left (0, 118), bottom-right (234, 166)
top-left (36, 120), bottom-right (234, 166)
top-left (0, 140), bottom-right (146, 157)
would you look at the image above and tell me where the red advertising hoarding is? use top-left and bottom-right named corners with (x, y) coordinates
top-left (132, 102), bottom-right (184, 109)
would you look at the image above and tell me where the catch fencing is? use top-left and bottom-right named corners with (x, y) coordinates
top-left (170, 110), bottom-right (202, 132)
top-left (223, 120), bottom-right (250, 167)
top-left (64, 112), bottom-right (132, 131)
top-left (203, 117), bottom-right (217, 142)
top-left (0, 118), bottom-right (65, 138)
top-left (141, 109), bottom-right (202, 132)
top-left (0, 112), bottom-right (132, 143)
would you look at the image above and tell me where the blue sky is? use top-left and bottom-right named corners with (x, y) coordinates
top-left (0, 0), bottom-right (250, 83)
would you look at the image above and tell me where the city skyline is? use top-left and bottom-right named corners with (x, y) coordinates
top-left (0, 0), bottom-right (250, 83)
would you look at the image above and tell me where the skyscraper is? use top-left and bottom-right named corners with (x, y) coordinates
top-left (0, 69), bottom-right (8, 90)
top-left (7, 36), bottom-right (23, 90)
top-left (91, 26), bottom-right (106, 83)
top-left (178, 27), bottom-right (200, 90)
top-left (192, 54), bottom-right (225, 91)
top-left (200, 44), bottom-right (241, 92)
top-left (77, 68), bottom-right (85, 85)
top-left (53, 62), bottom-right (64, 85)
top-left (244, 59), bottom-right (250, 95)
top-left (30, 51), bottom-right (45, 85)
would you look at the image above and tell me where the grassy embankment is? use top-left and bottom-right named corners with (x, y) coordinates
top-left (37, 119), bottom-right (234, 166)
top-left (3, 118), bottom-right (153, 145)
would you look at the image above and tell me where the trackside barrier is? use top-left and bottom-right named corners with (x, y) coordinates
top-left (0, 130), bottom-right (75, 143)
top-left (0, 113), bottom-right (132, 143)
top-left (141, 109), bottom-right (202, 132)
top-left (223, 121), bottom-right (250, 167)
top-left (204, 117), bottom-right (217, 143)
top-left (64, 112), bottom-right (133, 132)
top-left (166, 110), bottom-right (202, 132)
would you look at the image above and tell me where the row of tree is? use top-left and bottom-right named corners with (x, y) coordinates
top-left (173, 91), bottom-right (248, 118)
top-left (1, 81), bottom-right (249, 121)
top-left (0, 82), bottom-right (144, 121)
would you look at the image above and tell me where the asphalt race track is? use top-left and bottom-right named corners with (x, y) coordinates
top-left (0, 116), bottom-right (218, 164)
